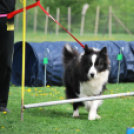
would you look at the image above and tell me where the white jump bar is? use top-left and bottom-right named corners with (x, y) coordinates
top-left (24, 92), bottom-right (134, 109)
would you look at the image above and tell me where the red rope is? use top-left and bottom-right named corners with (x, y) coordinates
top-left (7, 0), bottom-right (85, 48)
top-left (7, 1), bottom-right (40, 19)
top-left (38, 2), bottom-right (85, 48)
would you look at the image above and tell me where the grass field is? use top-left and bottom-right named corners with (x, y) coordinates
top-left (0, 32), bottom-right (132, 133)
top-left (0, 83), bottom-right (134, 134)
top-left (14, 32), bottom-right (134, 43)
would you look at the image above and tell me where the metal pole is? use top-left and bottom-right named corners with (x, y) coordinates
top-left (24, 92), bottom-right (134, 109)
top-left (21, 0), bottom-right (26, 121)
top-left (68, 7), bottom-right (71, 32)
top-left (108, 6), bottom-right (112, 38)
top-left (56, 8), bottom-right (60, 35)
top-left (80, 15), bottom-right (85, 36)
top-left (44, 64), bottom-right (46, 87)
top-left (80, 4), bottom-right (89, 36)
top-left (117, 48), bottom-right (121, 83)
top-left (94, 6), bottom-right (100, 36)
top-left (45, 7), bottom-right (49, 34)
top-left (44, 49), bottom-right (47, 87)
top-left (34, 7), bottom-right (38, 33)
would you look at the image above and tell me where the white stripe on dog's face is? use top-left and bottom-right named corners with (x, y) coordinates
top-left (88, 54), bottom-right (98, 79)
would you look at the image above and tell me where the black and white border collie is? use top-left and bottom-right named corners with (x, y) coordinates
top-left (62, 44), bottom-right (110, 120)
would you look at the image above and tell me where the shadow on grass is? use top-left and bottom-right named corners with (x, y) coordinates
top-left (24, 107), bottom-right (89, 121)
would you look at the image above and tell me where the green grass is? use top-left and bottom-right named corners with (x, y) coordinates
top-left (14, 32), bottom-right (134, 43)
top-left (6, 32), bottom-right (134, 133)
top-left (0, 83), bottom-right (134, 134)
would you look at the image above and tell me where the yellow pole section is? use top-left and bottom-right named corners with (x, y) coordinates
top-left (21, 0), bottom-right (26, 121)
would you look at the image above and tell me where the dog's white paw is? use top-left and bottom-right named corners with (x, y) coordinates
top-left (73, 114), bottom-right (79, 118)
top-left (96, 114), bottom-right (101, 119)
top-left (73, 109), bottom-right (79, 118)
top-left (88, 113), bottom-right (101, 120)
top-left (88, 113), bottom-right (96, 120)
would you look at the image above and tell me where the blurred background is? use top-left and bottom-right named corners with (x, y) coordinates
top-left (14, 0), bottom-right (134, 42)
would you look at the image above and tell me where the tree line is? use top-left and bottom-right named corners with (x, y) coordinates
top-left (15, 0), bottom-right (134, 34)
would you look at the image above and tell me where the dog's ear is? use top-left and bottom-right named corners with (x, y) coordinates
top-left (84, 44), bottom-right (93, 55)
top-left (84, 44), bottom-right (88, 54)
top-left (100, 47), bottom-right (107, 55)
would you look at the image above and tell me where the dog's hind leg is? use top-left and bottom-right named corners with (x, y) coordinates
top-left (65, 85), bottom-right (80, 118)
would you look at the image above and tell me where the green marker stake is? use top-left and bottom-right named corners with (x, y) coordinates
top-left (117, 48), bottom-right (123, 83)
top-left (43, 58), bottom-right (48, 64)
top-left (43, 49), bottom-right (48, 87)
top-left (117, 54), bottom-right (123, 61)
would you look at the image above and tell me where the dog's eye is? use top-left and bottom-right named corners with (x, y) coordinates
top-left (95, 65), bottom-right (99, 68)
top-left (99, 60), bottom-right (105, 65)
top-left (95, 62), bottom-right (99, 67)
top-left (88, 61), bottom-right (92, 66)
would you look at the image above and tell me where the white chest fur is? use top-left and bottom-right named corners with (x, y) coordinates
top-left (80, 70), bottom-right (109, 97)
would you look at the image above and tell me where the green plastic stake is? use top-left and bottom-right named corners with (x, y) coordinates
top-left (44, 49), bottom-right (48, 87)
top-left (43, 58), bottom-right (48, 64)
top-left (117, 54), bottom-right (123, 60)
top-left (117, 48), bottom-right (123, 83)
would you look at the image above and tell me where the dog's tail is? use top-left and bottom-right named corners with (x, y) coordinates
top-left (62, 44), bottom-right (79, 66)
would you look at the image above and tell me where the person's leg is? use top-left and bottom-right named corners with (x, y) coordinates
top-left (0, 0), bottom-right (15, 112)
top-left (0, 21), bottom-right (14, 112)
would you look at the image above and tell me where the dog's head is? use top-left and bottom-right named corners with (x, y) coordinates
top-left (80, 45), bottom-right (109, 80)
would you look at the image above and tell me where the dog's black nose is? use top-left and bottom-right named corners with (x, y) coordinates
top-left (90, 73), bottom-right (94, 78)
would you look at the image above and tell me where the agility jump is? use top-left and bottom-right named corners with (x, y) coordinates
top-left (24, 92), bottom-right (134, 109)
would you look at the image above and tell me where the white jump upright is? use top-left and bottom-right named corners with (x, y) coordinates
top-left (24, 92), bottom-right (134, 109)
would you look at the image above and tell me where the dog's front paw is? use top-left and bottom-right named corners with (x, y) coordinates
top-left (88, 113), bottom-right (96, 120)
top-left (88, 113), bottom-right (101, 120)
top-left (96, 114), bottom-right (101, 119)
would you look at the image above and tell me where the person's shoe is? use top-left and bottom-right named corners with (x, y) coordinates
top-left (0, 107), bottom-right (10, 113)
